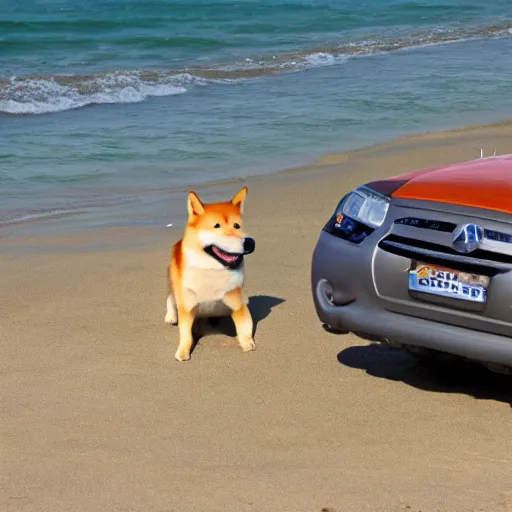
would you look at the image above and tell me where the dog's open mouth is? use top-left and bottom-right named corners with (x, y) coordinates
top-left (212, 245), bottom-right (240, 264)
top-left (204, 245), bottom-right (243, 269)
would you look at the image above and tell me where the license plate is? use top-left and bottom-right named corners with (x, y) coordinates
top-left (408, 261), bottom-right (490, 303)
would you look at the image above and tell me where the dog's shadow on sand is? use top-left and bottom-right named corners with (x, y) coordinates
top-left (193, 295), bottom-right (285, 343)
top-left (337, 341), bottom-right (512, 406)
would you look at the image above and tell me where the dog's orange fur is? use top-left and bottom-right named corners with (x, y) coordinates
top-left (166, 187), bottom-right (255, 361)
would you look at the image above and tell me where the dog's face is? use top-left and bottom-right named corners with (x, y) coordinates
top-left (185, 187), bottom-right (255, 269)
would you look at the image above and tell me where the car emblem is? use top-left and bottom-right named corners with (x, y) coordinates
top-left (452, 223), bottom-right (483, 253)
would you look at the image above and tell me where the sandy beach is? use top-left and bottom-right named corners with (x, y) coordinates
top-left (3, 123), bottom-right (512, 512)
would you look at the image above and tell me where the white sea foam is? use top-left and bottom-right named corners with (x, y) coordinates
top-left (302, 52), bottom-right (347, 67)
top-left (0, 74), bottom-right (188, 115)
top-left (215, 51), bottom-right (348, 74)
top-left (0, 71), bottom-right (247, 115)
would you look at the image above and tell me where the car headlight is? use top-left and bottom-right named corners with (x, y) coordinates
top-left (340, 186), bottom-right (390, 229)
top-left (322, 186), bottom-right (389, 244)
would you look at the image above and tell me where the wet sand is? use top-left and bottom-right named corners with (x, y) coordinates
top-left (3, 122), bottom-right (512, 512)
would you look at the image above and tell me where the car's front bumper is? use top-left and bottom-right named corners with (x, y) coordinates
top-left (311, 227), bottom-right (512, 367)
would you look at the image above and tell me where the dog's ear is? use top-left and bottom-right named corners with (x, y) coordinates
top-left (188, 191), bottom-right (205, 218)
top-left (231, 186), bottom-right (248, 213)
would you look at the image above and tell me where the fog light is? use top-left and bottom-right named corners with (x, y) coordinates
top-left (317, 278), bottom-right (355, 307)
top-left (323, 282), bottom-right (335, 305)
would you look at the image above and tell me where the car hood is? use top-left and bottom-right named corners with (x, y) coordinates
top-left (367, 155), bottom-right (512, 214)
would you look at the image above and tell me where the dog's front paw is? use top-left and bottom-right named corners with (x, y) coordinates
top-left (175, 348), bottom-right (191, 362)
top-left (240, 338), bottom-right (256, 352)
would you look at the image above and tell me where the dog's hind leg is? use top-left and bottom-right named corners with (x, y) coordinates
top-left (165, 293), bottom-right (178, 325)
top-left (165, 265), bottom-right (178, 325)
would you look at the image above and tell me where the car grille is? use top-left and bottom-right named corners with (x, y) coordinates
top-left (378, 234), bottom-right (512, 274)
top-left (484, 228), bottom-right (512, 244)
top-left (394, 217), bottom-right (512, 245)
top-left (394, 217), bottom-right (456, 232)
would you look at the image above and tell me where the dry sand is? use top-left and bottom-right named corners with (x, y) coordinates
top-left (3, 123), bottom-right (512, 512)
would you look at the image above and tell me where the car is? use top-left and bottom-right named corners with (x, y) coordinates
top-left (311, 155), bottom-right (512, 375)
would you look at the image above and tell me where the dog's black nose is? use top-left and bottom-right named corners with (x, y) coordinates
top-left (243, 237), bottom-right (256, 255)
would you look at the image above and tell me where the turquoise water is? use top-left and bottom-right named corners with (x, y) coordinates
top-left (1, 0), bottom-right (511, 228)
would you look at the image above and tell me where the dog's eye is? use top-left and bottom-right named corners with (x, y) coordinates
top-left (214, 223), bottom-right (221, 228)
top-left (234, 223), bottom-right (241, 229)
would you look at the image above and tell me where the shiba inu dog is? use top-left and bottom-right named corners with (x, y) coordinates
top-left (165, 186), bottom-right (256, 361)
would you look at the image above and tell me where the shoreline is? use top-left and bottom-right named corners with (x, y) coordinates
top-left (2, 118), bottom-right (512, 246)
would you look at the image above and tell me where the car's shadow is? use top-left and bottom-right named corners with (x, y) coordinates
top-left (193, 294), bottom-right (285, 342)
top-left (337, 341), bottom-right (512, 406)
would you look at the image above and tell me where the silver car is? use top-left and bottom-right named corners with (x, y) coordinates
top-left (311, 155), bottom-right (512, 374)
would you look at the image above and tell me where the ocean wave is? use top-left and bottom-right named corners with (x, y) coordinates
top-left (0, 72), bottom-right (195, 115)
top-left (194, 22), bottom-right (510, 75)
top-left (1, 22), bottom-right (509, 116)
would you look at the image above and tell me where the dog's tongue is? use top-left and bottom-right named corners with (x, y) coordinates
top-left (213, 246), bottom-right (238, 264)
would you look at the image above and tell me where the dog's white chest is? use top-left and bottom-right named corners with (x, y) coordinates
top-left (182, 265), bottom-right (244, 312)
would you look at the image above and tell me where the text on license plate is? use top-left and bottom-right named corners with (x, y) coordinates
top-left (408, 262), bottom-right (490, 303)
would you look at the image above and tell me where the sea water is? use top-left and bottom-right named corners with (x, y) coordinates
top-left (1, 0), bottom-right (511, 230)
